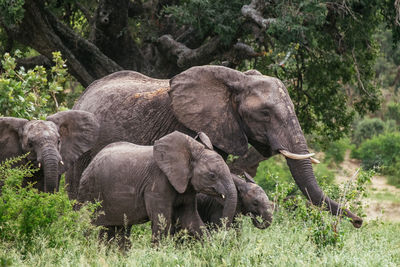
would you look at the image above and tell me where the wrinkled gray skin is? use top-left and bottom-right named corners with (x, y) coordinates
top-left (0, 111), bottom-right (99, 192)
top-left (77, 131), bottom-right (237, 242)
top-left (71, 65), bottom-right (362, 228)
top-left (197, 173), bottom-right (274, 229)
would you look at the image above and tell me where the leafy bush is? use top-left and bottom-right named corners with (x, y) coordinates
top-left (0, 155), bottom-right (99, 253)
top-left (352, 132), bottom-right (400, 187)
top-left (254, 155), bottom-right (335, 194)
top-left (271, 169), bottom-right (372, 248)
top-left (323, 138), bottom-right (351, 166)
top-left (0, 51), bottom-right (71, 119)
top-left (385, 102), bottom-right (400, 126)
top-left (351, 118), bottom-right (386, 147)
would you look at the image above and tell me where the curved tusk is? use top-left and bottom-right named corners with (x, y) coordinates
top-left (60, 160), bottom-right (64, 166)
top-left (38, 162), bottom-right (41, 168)
top-left (221, 194), bottom-right (225, 199)
top-left (310, 157), bottom-right (320, 164)
top-left (279, 149), bottom-right (315, 160)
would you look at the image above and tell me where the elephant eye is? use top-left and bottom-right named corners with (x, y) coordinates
top-left (27, 141), bottom-right (34, 148)
top-left (253, 200), bottom-right (259, 206)
top-left (209, 173), bottom-right (217, 180)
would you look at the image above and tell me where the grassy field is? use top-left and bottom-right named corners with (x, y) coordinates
top-left (1, 211), bottom-right (399, 266)
top-left (1, 157), bottom-right (400, 267)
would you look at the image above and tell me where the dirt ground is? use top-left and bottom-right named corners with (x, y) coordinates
top-left (335, 151), bottom-right (400, 222)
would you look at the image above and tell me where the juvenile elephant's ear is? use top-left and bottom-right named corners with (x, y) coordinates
top-left (0, 118), bottom-right (28, 162)
top-left (47, 110), bottom-right (99, 170)
top-left (154, 131), bottom-right (204, 193)
top-left (169, 65), bottom-right (248, 156)
top-left (196, 132), bottom-right (213, 150)
top-left (243, 172), bottom-right (256, 184)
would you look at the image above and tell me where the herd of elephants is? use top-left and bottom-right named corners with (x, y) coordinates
top-left (0, 65), bottom-right (363, 243)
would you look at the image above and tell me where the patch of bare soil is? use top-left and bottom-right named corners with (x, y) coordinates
top-left (335, 150), bottom-right (400, 222)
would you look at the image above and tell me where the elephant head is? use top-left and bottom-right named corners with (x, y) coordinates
top-left (234, 173), bottom-right (274, 229)
top-left (169, 65), bottom-right (362, 228)
top-left (0, 110), bottom-right (99, 192)
top-left (153, 131), bottom-right (237, 225)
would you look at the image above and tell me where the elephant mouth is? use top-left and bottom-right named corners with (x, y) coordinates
top-left (248, 213), bottom-right (271, 229)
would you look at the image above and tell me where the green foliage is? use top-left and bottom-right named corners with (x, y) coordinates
top-left (324, 138), bottom-right (351, 166)
top-left (351, 117), bottom-right (386, 146)
top-left (272, 168), bottom-right (372, 248)
top-left (0, 155), bottom-right (99, 253)
top-left (0, 51), bottom-right (71, 119)
top-left (385, 102), bottom-right (400, 125)
top-left (164, 0), bottom-right (245, 45)
top-left (353, 132), bottom-right (400, 187)
top-left (250, 0), bottom-right (384, 142)
top-left (0, 0), bottom-right (25, 26)
top-left (254, 155), bottom-right (335, 193)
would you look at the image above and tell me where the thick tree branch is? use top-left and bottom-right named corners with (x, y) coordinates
top-left (158, 35), bottom-right (221, 68)
top-left (241, 0), bottom-right (276, 30)
top-left (3, 0), bottom-right (122, 86)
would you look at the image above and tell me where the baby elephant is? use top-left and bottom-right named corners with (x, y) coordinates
top-left (77, 131), bottom-right (237, 242)
top-left (197, 173), bottom-right (274, 229)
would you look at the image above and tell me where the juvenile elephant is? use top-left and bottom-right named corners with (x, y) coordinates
top-left (197, 173), bottom-right (274, 229)
top-left (77, 131), bottom-right (237, 242)
top-left (0, 111), bottom-right (99, 192)
top-left (71, 65), bottom-right (362, 227)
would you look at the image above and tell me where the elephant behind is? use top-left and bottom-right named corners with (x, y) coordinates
top-left (197, 173), bottom-right (274, 229)
top-left (71, 66), bottom-right (362, 227)
top-left (77, 131), bottom-right (237, 242)
top-left (0, 111), bottom-right (99, 192)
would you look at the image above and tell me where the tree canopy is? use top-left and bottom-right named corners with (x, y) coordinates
top-left (0, 0), bottom-right (399, 142)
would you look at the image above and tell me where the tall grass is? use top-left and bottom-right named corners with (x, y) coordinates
top-left (1, 215), bottom-right (399, 266)
top-left (1, 156), bottom-right (399, 266)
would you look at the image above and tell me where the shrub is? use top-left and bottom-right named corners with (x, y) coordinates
top-left (352, 132), bottom-right (400, 186)
top-left (385, 102), bottom-right (400, 125)
top-left (272, 168), bottom-right (372, 248)
top-left (0, 155), bottom-right (99, 253)
top-left (324, 138), bottom-right (351, 166)
top-left (0, 51), bottom-right (73, 119)
top-left (351, 118), bottom-right (386, 146)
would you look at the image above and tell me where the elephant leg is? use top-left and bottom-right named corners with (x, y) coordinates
top-left (66, 150), bottom-right (92, 199)
top-left (144, 193), bottom-right (173, 243)
top-left (176, 203), bottom-right (207, 238)
top-left (99, 225), bottom-right (131, 249)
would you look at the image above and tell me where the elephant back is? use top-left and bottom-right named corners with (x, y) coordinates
top-left (74, 70), bottom-right (170, 113)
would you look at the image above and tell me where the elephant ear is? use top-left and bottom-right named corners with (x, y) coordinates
top-left (169, 65), bottom-right (248, 156)
top-left (196, 132), bottom-right (213, 150)
top-left (153, 131), bottom-right (204, 193)
top-left (0, 117), bottom-right (28, 162)
top-left (243, 171), bottom-right (256, 184)
top-left (47, 110), bottom-right (99, 170)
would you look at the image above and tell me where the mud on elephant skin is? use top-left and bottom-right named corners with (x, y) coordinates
top-left (77, 131), bottom-right (237, 242)
top-left (197, 173), bottom-right (274, 229)
top-left (72, 65), bottom-right (362, 227)
top-left (0, 110), bottom-right (99, 192)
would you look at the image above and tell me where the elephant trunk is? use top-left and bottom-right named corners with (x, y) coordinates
top-left (251, 212), bottom-right (273, 229)
top-left (286, 156), bottom-right (363, 228)
top-left (41, 146), bottom-right (60, 193)
top-left (221, 177), bottom-right (238, 226)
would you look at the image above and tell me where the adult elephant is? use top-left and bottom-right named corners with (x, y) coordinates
top-left (0, 111), bottom-right (99, 192)
top-left (70, 65), bottom-right (362, 227)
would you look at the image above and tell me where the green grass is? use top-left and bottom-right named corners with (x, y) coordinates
top-left (1, 215), bottom-right (399, 266)
top-left (1, 156), bottom-right (399, 266)
top-left (371, 191), bottom-right (400, 203)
